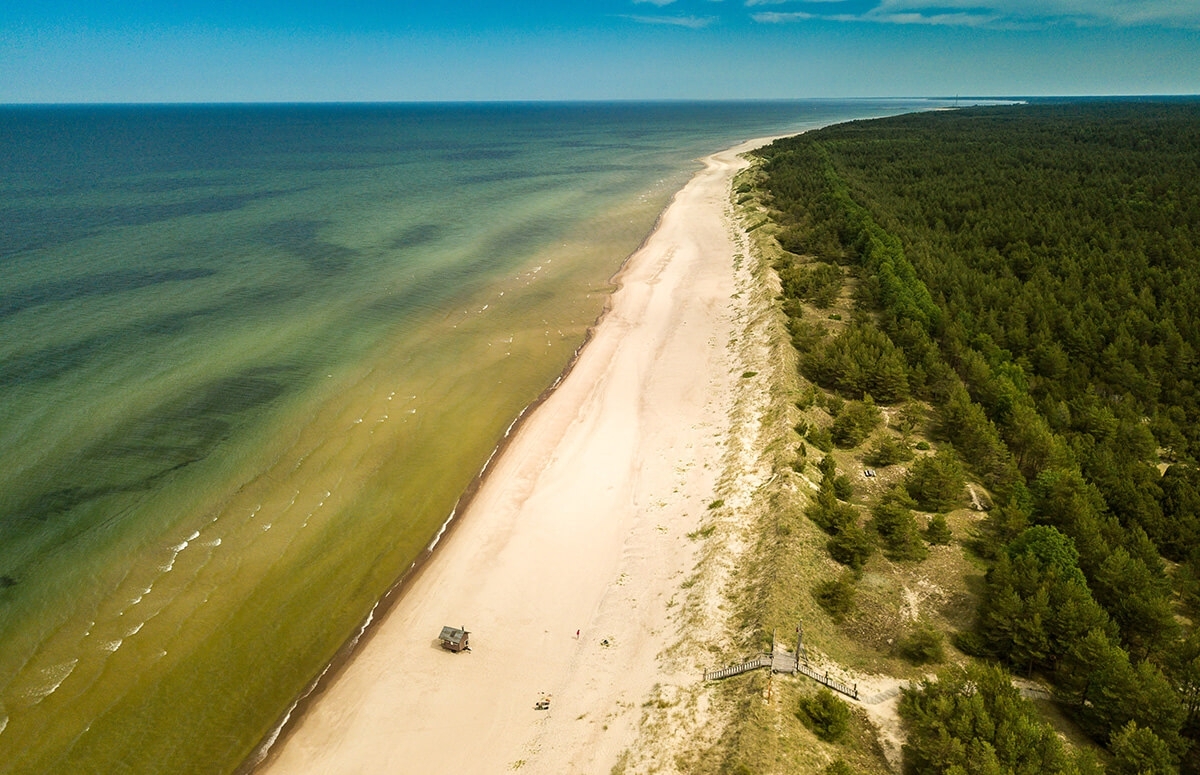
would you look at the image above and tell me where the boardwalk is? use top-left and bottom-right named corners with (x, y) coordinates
top-left (705, 649), bottom-right (860, 701)
top-left (703, 655), bottom-right (771, 681)
top-left (792, 661), bottom-right (859, 700)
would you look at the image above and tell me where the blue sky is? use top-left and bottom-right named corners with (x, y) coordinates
top-left (2, 1), bottom-right (1197, 102)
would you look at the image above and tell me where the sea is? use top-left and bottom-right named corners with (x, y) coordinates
top-left (0, 100), bottom-right (954, 773)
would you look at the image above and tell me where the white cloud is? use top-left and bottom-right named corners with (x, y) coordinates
top-left (632, 0), bottom-right (679, 6)
top-left (751, 11), bottom-right (817, 22)
top-left (749, 0), bottom-right (1200, 27)
top-left (623, 14), bottom-right (719, 28)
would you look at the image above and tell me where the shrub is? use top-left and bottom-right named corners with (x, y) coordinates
top-left (863, 434), bottom-right (913, 467)
top-left (892, 402), bottom-right (925, 435)
top-left (814, 576), bottom-right (856, 622)
top-left (904, 450), bottom-right (964, 512)
top-left (870, 489), bottom-right (928, 562)
top-left (897, 623), bottom-right (946, 665)
top-left (806, 492), bottom-right (859, 535)
top-left (807, 426), bottom-right (834, 452)
top-left (833, 474), bottom-right (854, 501)
top-left (828, 523), bottom-right (874, 570)
top-left (797, 688), bottom-right (851, 742)
top-left (830, 398), bottom-right (882, 448)
top-left (925, 514), bottom-right (953, 545)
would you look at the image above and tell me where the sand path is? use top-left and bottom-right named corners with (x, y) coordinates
top-left (257, 137), bottom-right (767, 774)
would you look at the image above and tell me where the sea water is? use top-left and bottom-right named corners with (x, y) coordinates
top-left (0, 100), bottom-right (949, 773)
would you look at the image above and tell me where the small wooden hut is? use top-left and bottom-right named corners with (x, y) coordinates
top-left (439, 625), bottom-right (469, 653)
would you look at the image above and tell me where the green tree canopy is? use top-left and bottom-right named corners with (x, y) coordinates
top-left (905, 449), bottom-right (965, 512)
top-left (899, 663), bottom-right (1079, 775)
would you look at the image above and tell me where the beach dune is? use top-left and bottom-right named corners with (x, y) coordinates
top-left (256, 137), bottom-right (766, 774)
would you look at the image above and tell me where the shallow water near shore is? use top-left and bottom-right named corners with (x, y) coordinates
top-left (0, 100), bottom-right (952, 773)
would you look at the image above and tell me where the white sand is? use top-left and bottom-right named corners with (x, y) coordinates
top-left (257, 137), bottom-right (770, 774)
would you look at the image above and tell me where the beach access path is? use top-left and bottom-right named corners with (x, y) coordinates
top-left (256, 136), bottom-right (772, 774)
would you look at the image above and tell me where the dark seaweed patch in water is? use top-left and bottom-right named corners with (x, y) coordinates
top-left (0, 268), bottom-right (217, 319)
top-left (0, 575), bottom-right (16, 588)
top-left (0, 191), bottom-right (281, 260)
top-left (0, 306), bottom-right (221, 389)
top-left (1, 368), bottom-right (293, 533)
top-left (0, 286), bottom-right (297, 389)
top-left (115, 174), bottom-right (250, 194)
top-left (0, 331), bottom-right (127, 388)
top-left (387, 223), bottom-right (439, 251)
top-left (258, 219), bottom-right (359, 275)
top-left (442, 148), bottom-right (520, 162)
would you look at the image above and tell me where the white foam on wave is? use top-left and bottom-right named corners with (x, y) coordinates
top-left (25, 659), bottom-right (79, 703)
top-left (103, 639), bottom-right (122, 653)
top-left (160, 537), bottom-right (192, 572)
top-left (254, 588), bottom-right (384, 766)
top-left (427, 507), bottom-right (457, 552)
top-left (503, 405), bottom-right (530, 439)
top-left (249, 652), bottom-right (340, 769)
top-left (0, 714), bottom-right (7, 737)
top-left (125, 622), bottom-right (144, 637)
top-left (127, 586), bottom-right (152, 607)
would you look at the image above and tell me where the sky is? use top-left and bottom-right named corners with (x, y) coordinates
top-left (1, 0), bottom-right (1198, 103)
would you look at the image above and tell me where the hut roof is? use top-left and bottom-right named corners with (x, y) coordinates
top-left (439, 626), bottom-right (467, 644)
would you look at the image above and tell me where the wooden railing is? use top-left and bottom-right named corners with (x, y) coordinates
top-left (794, 661), bottom-right (859, 700)
top-left (704, 654), bottom-right (771, 681)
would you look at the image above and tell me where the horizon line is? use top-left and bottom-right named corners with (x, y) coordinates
top-left (6, 94), bottom-right (1200, 108)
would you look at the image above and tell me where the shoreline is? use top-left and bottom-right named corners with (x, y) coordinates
top-left (236, 158), bottom-right (683, 775)
top-left (249, 134), bottom-right (781, 774)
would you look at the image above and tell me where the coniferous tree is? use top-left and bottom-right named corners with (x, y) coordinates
top-left (904, 449), bottom-right (965, 513)
top-left (900, 663), bottom-right (1079, 775)
top-left (1109, 722), bottom-right (1178, 775)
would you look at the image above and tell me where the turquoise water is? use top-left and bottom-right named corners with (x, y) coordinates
top-left (0, 100), bottom-right (950, 773)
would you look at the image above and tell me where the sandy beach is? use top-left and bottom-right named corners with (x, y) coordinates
top-left (256, 136), bottom-right (772, 774)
